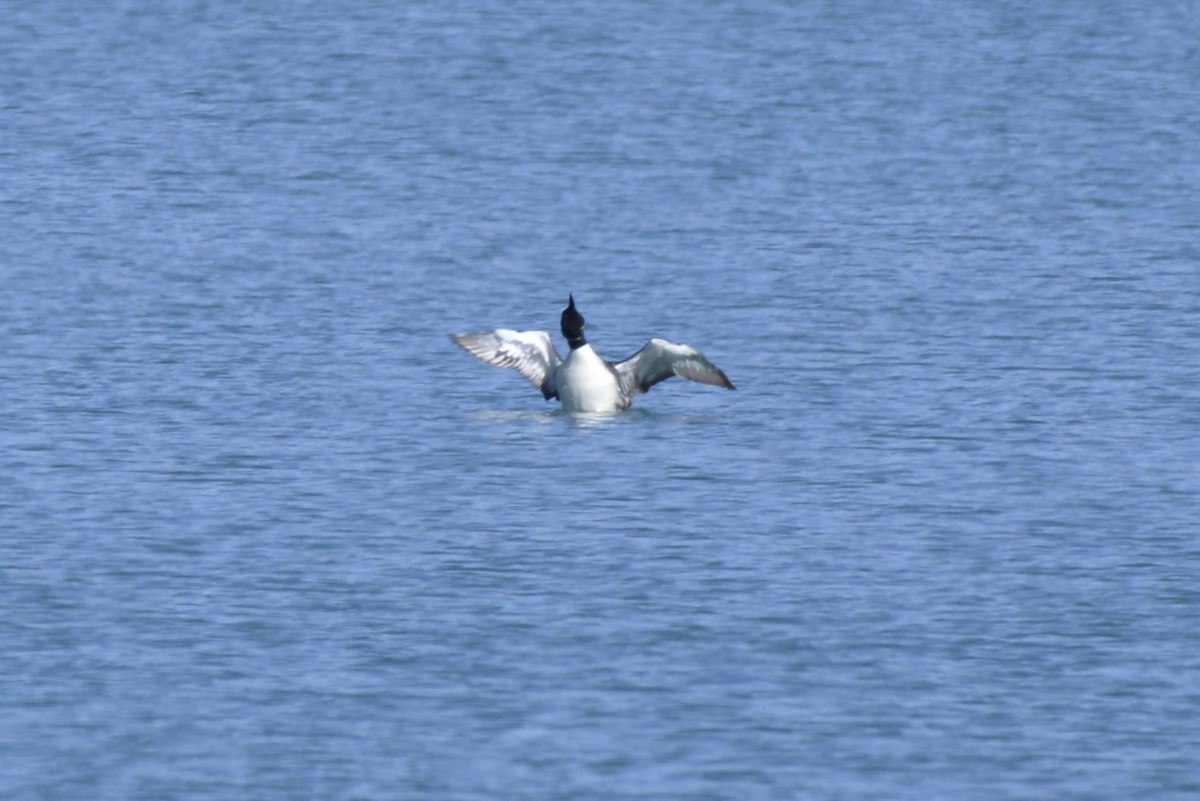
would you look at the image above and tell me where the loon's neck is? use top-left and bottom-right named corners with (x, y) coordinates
top-left (566, 333), bottom-right (587, 351)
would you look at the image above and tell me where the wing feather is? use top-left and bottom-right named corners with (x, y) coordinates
top-left (614, 338), bottom-right (735, 396)
top-left (451, 329), bottom-right (561, 400)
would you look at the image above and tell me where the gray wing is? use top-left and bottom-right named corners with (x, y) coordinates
top-left (451, 328), bottom-right (562, 400)
top-left (613, 337), bottom-right (735, 396)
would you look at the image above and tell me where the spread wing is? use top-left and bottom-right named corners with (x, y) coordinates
top-left (451, 329), bottom-right (562, 400)
top-left (613, 338), bottom-right (735, 396)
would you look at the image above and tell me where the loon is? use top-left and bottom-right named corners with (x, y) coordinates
top-left (451, 295), bottom-right (735, 413)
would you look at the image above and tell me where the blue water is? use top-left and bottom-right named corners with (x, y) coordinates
top-left (3, 2), bottom-right (1199, 799)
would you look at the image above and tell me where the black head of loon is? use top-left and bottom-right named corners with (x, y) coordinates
top-left (561, 294), bottom-right (587, 349)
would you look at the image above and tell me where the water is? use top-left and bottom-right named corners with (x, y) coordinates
top-left (3, 2), bottom-right (1199, 798)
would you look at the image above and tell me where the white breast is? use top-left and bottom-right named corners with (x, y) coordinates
top-left (556, 345), bottom-right (625, 413)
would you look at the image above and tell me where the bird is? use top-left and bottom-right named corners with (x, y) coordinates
top-left (451, 295), bottom-right (735, 413)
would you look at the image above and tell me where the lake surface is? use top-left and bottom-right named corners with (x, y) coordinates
top-left (3, 2), bottom-right (1199, 799)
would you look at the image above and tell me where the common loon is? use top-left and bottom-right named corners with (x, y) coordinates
top-left (451, 295), bottom-right (735, 413)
